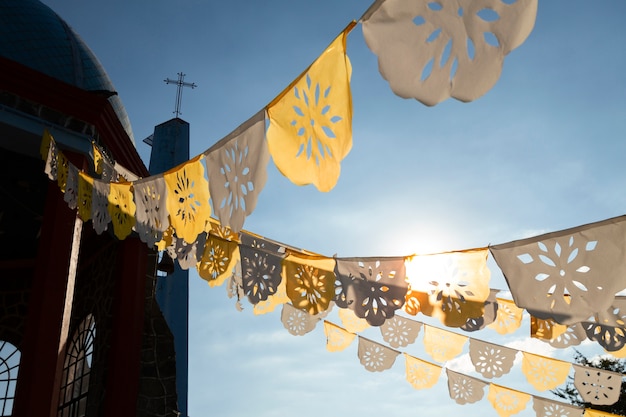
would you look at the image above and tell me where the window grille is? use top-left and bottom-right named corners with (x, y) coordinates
top-left (58, 314), bottom-right (96, 417)
top-left (0, 341), bottom-right (20, 416)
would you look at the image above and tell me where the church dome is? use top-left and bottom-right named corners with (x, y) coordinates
top-left (0, 0), bottom-right (135, 144)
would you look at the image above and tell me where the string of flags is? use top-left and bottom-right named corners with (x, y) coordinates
top-left (279, 301), bottom-right (624, 415)
top-left (43, 122), bottom-right (626, 417)
top-left (281, 303), bottom-right (625, 416)
top-left (37, 0), bottom-right (625, 416)
top-left (42, 127), bottom-right (626, 411)
top-left (317, 316), bottom-right (621, 417)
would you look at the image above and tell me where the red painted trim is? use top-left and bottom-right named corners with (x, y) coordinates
top-left (104, 238), bottom-right (149, 416)
top-left (13, 183), bottom-right (77, 417)
top-left (0, 56), bottom-right (148, 177)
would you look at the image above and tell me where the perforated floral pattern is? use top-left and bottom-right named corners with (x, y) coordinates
top-left (446, 368), bottom-right (487, 405)
top-left (107, 182), bottom-right (136, 240)
top-left (324, 321), bottom-right (355, 352)
top-left (133, 176), bottom-right (168, 247)
top-left (357, 337), bottom-right (399, 372)
top-left (380, 315), bottom-right (421, 348)
top-left (487, 384), bottom-right (531, 417)
top-left (205, 111), bottom-right (269, 233)
top-left (488, 299), bottom-right (523, 335)
top-left (521, 352), bottom-right (570, 391)
top-left (405, 353), bottom-right (441, 390)
top-left (573, 364), bottom-right (622, 405)
top-left (281, 303), bottom-right (319, 336)
top-left (581, 297), bottom-right (626, 351)
top-left (163, 156), bottom-right (211, 244)
top-left (174, 233), bottom-right (205, 270)
top-left (549, 323), bottom-right (586, 349)
top-left (197, 234), bottom-right (239, 287)
top-left (334, 257), bottom-right (407, 326)
top-left (56, 152), bottom-right (69, 193)
top-left (491, 217), bottom-right (626, 325)
top-left (581, 321), bottom-right (626, 352)
top-left (361, 0), bottom-right (538, 105)
top-left (532, 397), bottom-right (584, 417)
top-left (284, 254), bottom-right (335, 315)
top-left (253, 275), bottom-right (290, 315)
top-left (91, 179), bottom-right (111, 235)
top-left (239, 233), bottom-right (285, 305)
top-left (405, 249), bottom-right (491, 327)
top-left (266, 25), bottom-right (354, 192)
top-left (423, 325), bottom-right (467, 363)
top-left (63, 164), bottom-right (78, 210)
top-left (469, 339), bottom-right (517, 379)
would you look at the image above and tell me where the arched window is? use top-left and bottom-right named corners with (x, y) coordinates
top-left (0, 341), bottom-right (20, 416)
top-left (58, 314), bottom-right (96, 417)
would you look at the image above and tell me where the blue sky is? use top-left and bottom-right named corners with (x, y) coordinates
top-left (43, 1), bottom-right (626, 416)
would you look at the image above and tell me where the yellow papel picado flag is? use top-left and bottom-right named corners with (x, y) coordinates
top-left (267, 22), bottom-right (355, 192)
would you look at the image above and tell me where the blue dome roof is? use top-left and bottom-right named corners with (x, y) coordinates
top-left (0, 0), bottom-right (135, 144)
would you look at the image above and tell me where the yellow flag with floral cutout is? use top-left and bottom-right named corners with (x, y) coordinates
top-left (405, 353), bottom-right (441, 390)
top-left (521, 351), bottom-right (570, 391)
top-left (488, 384), bottom-right (531, 417)
top-left (423, 325), bottom-right (467, 362)
top-left (198, 234), bottom-right (240, 288)
top-left (283, 252), bottom-right (335, 315)
top-left (324, 321), bottom-right (356, 352)
top-left (163, 155), bottom-right (211, 244)
top-left (108, 181), bottom-right (136, 240)
top-left (267, 22), bottom-right (355, 192)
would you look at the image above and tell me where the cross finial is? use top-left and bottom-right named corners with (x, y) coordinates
top-left (164, 72), bottom-right (197, 117)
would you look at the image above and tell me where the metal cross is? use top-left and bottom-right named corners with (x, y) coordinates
top-left (164, 72), bottom-right (197, 117)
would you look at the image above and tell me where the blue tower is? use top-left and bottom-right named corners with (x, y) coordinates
top-left (148, 117), bottom-right (190, 417)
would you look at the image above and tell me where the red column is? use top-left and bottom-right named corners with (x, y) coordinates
top-left (104, 238), bottom-right (148, 416)
top-left (13, 183), bottom-right (77, 417)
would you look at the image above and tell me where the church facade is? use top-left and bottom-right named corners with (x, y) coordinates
top-left (0, 1), bottom-right (179, 415)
